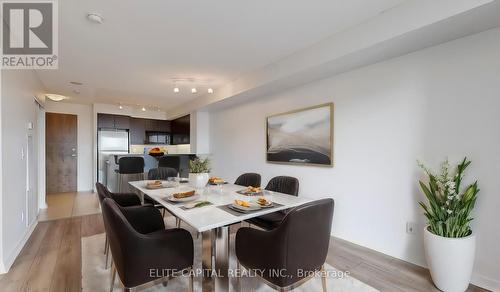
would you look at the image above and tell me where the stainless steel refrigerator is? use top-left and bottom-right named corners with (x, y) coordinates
top-left (97, 130), bottom-right (129, 186)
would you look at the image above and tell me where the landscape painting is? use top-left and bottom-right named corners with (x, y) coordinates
top-left (266, 103), bottom-right (333, 166)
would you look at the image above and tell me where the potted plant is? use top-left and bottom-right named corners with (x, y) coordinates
top-left (418, 157), bottom-right (479, 292)
top-left (189, 157), bottom-right (210, 189)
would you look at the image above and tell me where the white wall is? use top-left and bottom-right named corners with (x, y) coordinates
top-left (0, 70), bottom-right (45, 272)
top-left (209, 28), bottom-right (500, 290)
top-left (44, 101), bottom-right (94, 191)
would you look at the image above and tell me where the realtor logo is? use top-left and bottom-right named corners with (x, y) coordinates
top-left (1, 1), bottom-right (58, 69)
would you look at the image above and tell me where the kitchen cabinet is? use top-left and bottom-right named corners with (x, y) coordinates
top-left (113, 115), bottom-right (130, 129)
top-left (97, 114), bottom-right (115, 129)
top-left (171, 114), bottom-right (190, 145)
top-left (129, 118), bottom-right (146, 144)
top-left (144, 119), bottom-right (171, 132)
top-left (97, 114), bottom-right (130, 130)
top-left (130, 118), bottom-right (171, 145)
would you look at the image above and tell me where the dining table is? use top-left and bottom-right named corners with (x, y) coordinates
top-left (129, 180), bottom-right (312, 292)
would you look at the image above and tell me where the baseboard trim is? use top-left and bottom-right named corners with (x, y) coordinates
top-left (0, 220), bottom-right (38, 274)
top-left (332, 234), bottom-right (498, 291)
top-left (472, 273), bottom-right (500, 292)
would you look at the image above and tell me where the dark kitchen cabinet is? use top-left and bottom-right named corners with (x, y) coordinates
top-left (130, 118), bottom-right (171, 145)
top-left (144, 119), bottom-right (171, 132)
top-left (97, 114), bottom-right (115, 129)
top-left (129, 118), bottom-right (146, 144)
top-left (171, 115), bottom-right (190, 145)
top-left (97, 114), bottom-right (130, 130)
top-left (113, 115), bottom-right (130, 130)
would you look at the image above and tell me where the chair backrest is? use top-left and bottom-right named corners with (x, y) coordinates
top-left (148, 167), bottom-right (178, 180)
top-left (118, 157), bottom-right (145, 174)
top-left (158, 156), bottom-right (180, 170)
top-left (265, 176), bottom-right (299, 196)
top-left (234, 173), bottom-right (261, 187)
top-left (279, 198), bottom-right (334, 279)
top-left (95, 182), bottom-right (112, 203)
top-left (101, 198), bottom-right (141, 286)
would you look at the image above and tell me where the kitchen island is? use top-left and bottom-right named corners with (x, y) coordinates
top-left (105, 153), bottom-right (195, 192)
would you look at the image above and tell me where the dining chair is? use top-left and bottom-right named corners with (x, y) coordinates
top-left (158, 156), bottom-right (181, 172)
top-left (246, 176), bottom-right (299, 230)
top-left (234, 173), bottom-right (261, 187)
top-left (117, 156), bottom-right (145, 192)
top-left (101, 198), bottom-right (194, 292)
top-left (145, 167), bottom-right (179, 220)
top-left (95, 182), bottom-right (143, 269)
top-left (147, 167), bottom-right (178, 180)
top-left (235, 198), bottom-right (334, 292)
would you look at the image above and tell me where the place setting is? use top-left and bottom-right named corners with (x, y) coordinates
top-left (159, 188), bottom-right (213, 210)
top-left (218, 196), bottom-right (283, 216)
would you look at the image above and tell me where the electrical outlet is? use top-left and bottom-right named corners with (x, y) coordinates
top-left (406, 222), bottom-right (416, 234)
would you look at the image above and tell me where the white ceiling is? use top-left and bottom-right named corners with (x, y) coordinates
top-left (37, 0), bottom-right (406, 110)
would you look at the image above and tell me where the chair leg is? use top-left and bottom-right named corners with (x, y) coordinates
top-left (110, 264), bottom-right (116, 292)
top-left (118, 174), bottom-right (122, 193)
top-left (162, 209), bottom-right (166, 217)
top-left (236, 261), bottom-right (242, 292)
top-left (176, 218), bottom-right (181, 228)
top-left (189, 268), bottom-right (194, 292)
top-left (104, 234), bottom-right (108, 255)
top-left (105, 244), bottom-right (111, 269)
top-left (321, 265), bottom-right (327, 292)
top-left (162, 277), bottom-right (168, 287)
top-left (123, 288), bottom-right (134, 292)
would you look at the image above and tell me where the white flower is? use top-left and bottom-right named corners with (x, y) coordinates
top-left (447, 195), bottom-right (454, 200)
top-left (445, 201), bottom-right (450, 206)
top-left (447, 209), bottom-right (453, 214)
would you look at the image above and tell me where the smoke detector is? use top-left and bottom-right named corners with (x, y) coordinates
top-left (87, 13), bottom-right (104, 24)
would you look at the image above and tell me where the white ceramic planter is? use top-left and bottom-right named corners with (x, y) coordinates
top-left (189, 173), bottom-right (209, 189)
top-left (423, 227), bottom-right (476, 292)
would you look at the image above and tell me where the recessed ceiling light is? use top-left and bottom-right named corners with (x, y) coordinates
top-left (207, 88), bottom-right (214, 94)
top-left (69, 81), bottom-right (83, 85)
top-left (173, 87), bottom-right (180, 93)
top-left (87, 13), bottom-right (104, 24)
top-left (191, 88), bottom-right (197, 94)
top-left (119, 105), bottom-right (123, 109)
top-left (45, 94), bottom-right (66, 102)
top-left (141, 107), bottom-right (146, 112)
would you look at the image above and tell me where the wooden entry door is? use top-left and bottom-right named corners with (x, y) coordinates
top-left (46, 113), bottom-right (77, 193)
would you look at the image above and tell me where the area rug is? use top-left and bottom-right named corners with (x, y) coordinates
top-left (82, 220), bottom-right (378, 291)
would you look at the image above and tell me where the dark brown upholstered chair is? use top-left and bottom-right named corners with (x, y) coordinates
top-left (234, 173), bottom-right (261, 187)
top-left (101, 199), bottom-right (194, 291)
top-left (147, 167), bottom-right (178, 180)
top-left (95, 182), bottom-right (144, 268)
top-left (158, 156), bottom-right (181, 172)
top-left (265, 176), bottom-right (299, 196)
top-left (247, 176), bottom-right (299, 230)
top-left (95, 182), bottom-right (142, 207)
top-left (117, 156), bottom-right (145, 192)
top-left (236, 199), bottom-right (334, 291)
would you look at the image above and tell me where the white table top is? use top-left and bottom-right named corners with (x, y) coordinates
top-left (129, 181), bottom-right (312, 232)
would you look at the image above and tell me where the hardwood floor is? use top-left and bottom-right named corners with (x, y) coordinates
top-left (38, 192), bottom-right (101, 221)
top-left (0, 214), bottom-right (489, 292)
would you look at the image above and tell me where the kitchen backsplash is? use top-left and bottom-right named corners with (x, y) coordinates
top-left (130, 144), bottom-right (192, 154)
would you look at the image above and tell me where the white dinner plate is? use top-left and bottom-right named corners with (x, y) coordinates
top-left (167, 194), bottom-right (199, 203)
top-left (145, 181), bottom-right (177, 189)
top-left (256, 201), bottom-right (273, 208)
top-left (230, 202), bottom-right (261, 211)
